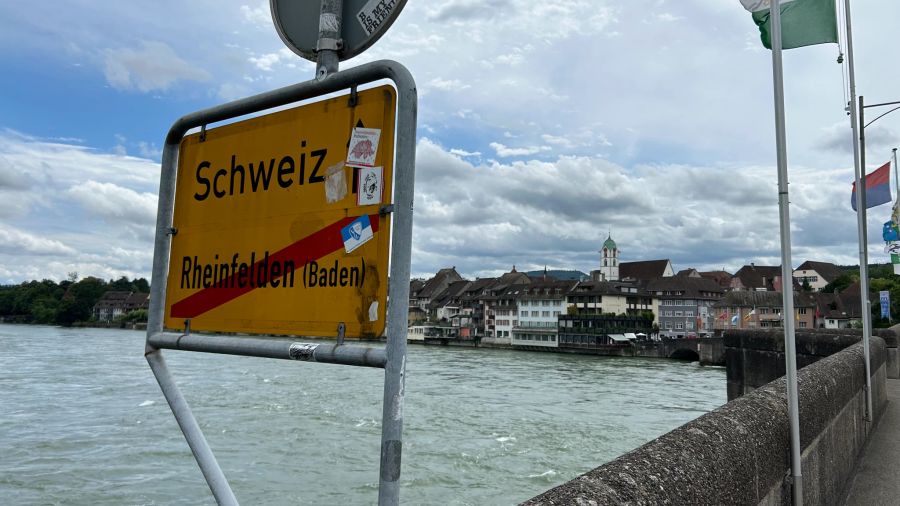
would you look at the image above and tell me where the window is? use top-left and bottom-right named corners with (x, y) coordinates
top-left (553, 311), bottom-right (560, 316)
top-left (686, 322), bottom-right (694, 329)
top-left (674, 311), bottom-right (683, 317)
top-left (676, 300), bottom-right (684, 306)
top-left (675, 322), bottom-right (684, 329)
top-left (799, 321), bottom-right (808, 328)
top-left (520, 311), bottom-right (527, 317)
top-left (542, 301), bottom-right (550, 306)
top-left (531, 311), bottom-right (539, 317)
top-left (798, 308), bottom-right (808, 315)
top-left (685, 310), bottom-right (694, 317)
top-left (760, 308), bottom-right (769, 315)
top-left (542, 311), bottom-right (550, 317)
top-left (665, 322), bottom-right (673, 329)
top-left (664, 311), bottom-right (673, 317)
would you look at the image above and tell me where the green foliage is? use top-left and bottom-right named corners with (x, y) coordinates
top-left (822, 272), bottom-right (857, 294)
top-left (116, 309), bottom-right (148, 324)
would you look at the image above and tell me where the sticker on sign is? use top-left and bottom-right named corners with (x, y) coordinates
top-left (347, 127), bottom-right (382, 167)
top-left (357, 0), bottom-right (400, 36)
top-left (341, 215), bottom-right (375, 253)
top-left (357, 166), bottom-right (383, 206)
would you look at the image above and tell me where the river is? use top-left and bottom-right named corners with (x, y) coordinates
top-left (0, 324), bottom-right (725, 505)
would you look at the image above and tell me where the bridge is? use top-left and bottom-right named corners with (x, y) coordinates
top-left (523, 328), bottom-right (900, 505)
top-left (633, 336), bottom-right (725, 365)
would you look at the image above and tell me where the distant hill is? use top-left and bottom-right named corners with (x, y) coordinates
top-left (525, 269), bottom-right (589, 281)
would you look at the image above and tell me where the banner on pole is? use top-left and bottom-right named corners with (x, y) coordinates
top-left (880, 290), bottom-right (891, 319)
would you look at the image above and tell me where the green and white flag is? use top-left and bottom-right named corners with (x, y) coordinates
top-left (741, 0), bottom-right (838, 49)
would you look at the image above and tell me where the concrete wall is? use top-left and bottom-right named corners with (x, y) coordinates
top-left (727, 328), bottom-right (898, 400)
top-left (522, 338), bottom-right (886, 506)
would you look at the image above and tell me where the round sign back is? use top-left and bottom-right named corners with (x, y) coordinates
top-left (270, 0), bottom-right (409, 62)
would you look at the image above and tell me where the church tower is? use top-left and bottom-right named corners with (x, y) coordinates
top-left (600, 234), bottom-right (619, 281)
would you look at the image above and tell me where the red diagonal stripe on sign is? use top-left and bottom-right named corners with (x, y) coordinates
top-left (170, 214), bottom-right (380, 319)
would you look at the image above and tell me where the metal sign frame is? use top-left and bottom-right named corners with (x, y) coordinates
top-left (143, 60), bottom-right (416, 506)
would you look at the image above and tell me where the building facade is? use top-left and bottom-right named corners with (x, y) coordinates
top-left (647, 276), bottom-right (724, 338)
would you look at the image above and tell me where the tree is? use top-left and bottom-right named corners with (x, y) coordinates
top-left (57, 277), bottom-right (108, 326)
top-left (823, 273), bottom-right (856, 294)
top-left (801, 279), bottom-right (812, 292)
top-left (108, 276), bottom-right (136, 292)
top-left (133, 278), bottom-right (150, 293)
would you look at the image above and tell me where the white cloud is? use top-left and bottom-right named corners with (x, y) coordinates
top-left (411, 139), bottom-right (874, 279)
top-left (241, 2), bottom-right (271, 27)
top-left (67, 181), bottom-right (157, 227)
top-left (103, 41), bottom-right (211, 92)
top-left (0, 225), bottom-right (74, 256)
top-left (450, 148), bottom-right (482, 157)
top-left (428, 78), bottom-right (471, 92)
top-left (489, 142), bottom-right (550, 157)
top-left (0, 132), bottom-right (160, 282)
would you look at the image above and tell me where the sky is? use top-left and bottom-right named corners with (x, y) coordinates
top-left (1, 0), bottom-right (900, 284)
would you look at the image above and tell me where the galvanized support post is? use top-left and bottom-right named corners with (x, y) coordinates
top-left (376, 62), bottom-right (417, 506)
top-left (316, 0), bottom-right (343, 79)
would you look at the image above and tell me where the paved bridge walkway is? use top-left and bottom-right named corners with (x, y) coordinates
top-left (843, 378), bottom-right (900, 505)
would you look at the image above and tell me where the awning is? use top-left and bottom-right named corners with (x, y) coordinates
top-left (608, 334), bottom-right (630, 342)
top-left (624, 333), bottom-right (637, 341)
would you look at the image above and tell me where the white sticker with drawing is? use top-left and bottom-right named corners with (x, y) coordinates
top-left (347, 127), bottom-right (381, 168)
top-left (357, 166), bottom-right (383, 206)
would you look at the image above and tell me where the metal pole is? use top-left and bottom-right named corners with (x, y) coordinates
top-left (768, 2), bottom-right (803, 503)
top-left (893, 148), bottom-right (899, 197)
top-left (316, 0), bottom-right (342, 79)
top-left (148, 332), bottom-right (387, 368)
top-left (146, 351), bottom-right (239, 505)
top-left (853, 80), bottom-right (873, 421)
top-left (377, 64), bottom-right (417, 506)
top-left (144, 124), bottom-right (239, 506)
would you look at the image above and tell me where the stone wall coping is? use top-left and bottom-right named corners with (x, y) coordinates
top-left (522, 337), bottom-right (886, 505)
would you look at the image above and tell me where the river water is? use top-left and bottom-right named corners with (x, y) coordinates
top-left (0, 324), bottom-right (725, 505)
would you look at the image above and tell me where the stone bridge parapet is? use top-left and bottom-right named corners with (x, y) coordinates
top-left (524, 330), bottom-right (889, 506)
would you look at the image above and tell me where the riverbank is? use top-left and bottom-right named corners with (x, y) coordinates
top-left (411, 335), bottom-right (727, 366)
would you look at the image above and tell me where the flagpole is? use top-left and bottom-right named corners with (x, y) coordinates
top-left (769, 1), bottom-right (803, 503)
top-left (845, 0), bottom-right (874, 423)
top-left (894, 148), bottom-right (899, 200)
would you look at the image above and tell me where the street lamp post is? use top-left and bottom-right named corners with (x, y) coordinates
top-left (856, 95), bottom-right (900, 422)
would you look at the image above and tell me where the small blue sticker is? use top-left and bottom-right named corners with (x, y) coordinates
top-left (341, 215), bottom-right (374, 253)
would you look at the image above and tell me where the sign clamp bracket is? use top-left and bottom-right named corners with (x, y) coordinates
top-left (348, 85), bottom-right (359, 108)
top-left (199, 124), bottom-right (207, 142)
